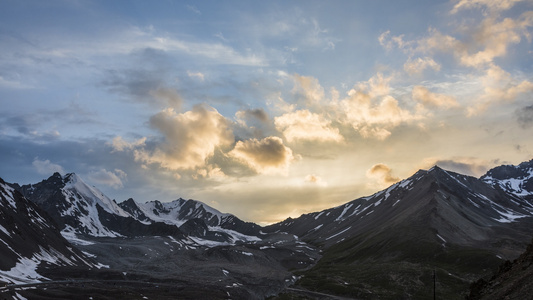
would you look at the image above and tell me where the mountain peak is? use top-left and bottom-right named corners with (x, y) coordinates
top-left (482, 159), bottom-right (533, 200)
top-left (428, 165), bottom-right (443, 172)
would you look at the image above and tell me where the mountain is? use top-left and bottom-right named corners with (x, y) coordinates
top-left (269, 166), bottom-right (533, 299)
top-left (482, 159), bottom-right (533, 201)
top-left (468, 238), bottom-right (533, 299)
top-left (119, 198), bottom-right (263, 244)
top-left (13, 173), bottom-right (183, 238)
top-left (0, 177), bottom-right (97, 284)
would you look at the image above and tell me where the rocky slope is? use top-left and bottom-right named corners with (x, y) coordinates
top-left (468, 238), bottom-right (533, 299)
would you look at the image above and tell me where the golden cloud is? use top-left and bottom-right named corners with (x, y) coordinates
top-left (134, 104), bottom-right (234, 171)
top-left (288, 73), bottom-right (424, 141)
top-left (110, 136), bottom-right (147, 152)
top-left (412, 86), bottom-right (460, 109)
top-left (292, 74), bottom-right (325, 107)
top-left (404, 57), bottom-right (441, 75)
top-left (229, 136), bottom-right (294, 175)
top-left (274, 109), bottom-right (344, 143)
top-left (467, 64), bottom-right (533, 115)
top-left (340, 90), bottom-right (422, 140)
top-left (451, 0), bottom-right (523, 14)
top-left (366, 163), bottom-right (400, 186)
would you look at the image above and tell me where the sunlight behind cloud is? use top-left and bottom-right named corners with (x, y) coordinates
top-left (134, 105), bottom-right (234, 171)
top-left (229, 137), bottom-right (294, 175)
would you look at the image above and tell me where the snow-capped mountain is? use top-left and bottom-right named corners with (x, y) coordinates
top-left (267, 166), bottom-right (533, 251)
top-left (0, 177), bottom-right (97, 284)
top-left (119, 198), bottom-right (263, 244)
top-left (266, 165), bottom-right (533, 298)
top-left (482, 159), bottom-right (533, 202)
top-left (13, 173), bottom-right (183, 238)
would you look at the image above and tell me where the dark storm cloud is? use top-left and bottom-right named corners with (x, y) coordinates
top-left (516, 104), bottom-right (533, 129)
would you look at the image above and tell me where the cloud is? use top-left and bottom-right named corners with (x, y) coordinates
top-left (292, 74), bottom-right (325, 107)
top-left (285, 73), bottom-right (424, 141)
top-left (379, 30), bottom-right (408, 51)
top-left (382, 7), bottom-right (532, 70)
top-left (149, 86), bottom-right (183, 110)
top-left (187, 71), bottom-right (205, 81)
top-left (456, 13), bottom-right (533, 68)
top-left (154, 36), bottom-right (266, 66)
top-left (403, 57), bottom-right (441, 75)
top-left (32, 158), bottom-right (65, 175)
top-left (134, 105), bottom-right (234, 171)
top-left (366, 163), bottom-right (400, 186)
top-left (304, 174), bottom-right (327, 186)
top-left (88, 168), bottom-right (127, 189)
top-left (229, 136), bottom-right (294, 175)
top-left (186, 5), bottom-right (201, 15)
top-left (234, 108), bottom-right (276, 140)
top-left (110, 136), bottom-right (146, 152)
top-left (419, 157), bottom-right (494, 176)
top-left (274, 110), bottom-right (343, 143)
top-left (467, 64), bottom-right (533, 115)
top-left (102, 68), bottom-right (167, 99)
top-left (0, 76), bottom-right (34, 89)
top-left (237, 108), bottom-right (269, 123)
top-left (416, 11), bottom-right (532, 68)
top-left (412, 86), bottom-right (460, 109)
top-left (340, 74), bottom-right (423, 140)
top-left (516, 104), bottom-right (533, 128)
top-left (451, 0), bottom-right (523, 14)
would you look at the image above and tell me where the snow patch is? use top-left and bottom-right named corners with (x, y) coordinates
top-left (0, 182), bottom-right (17, 209)
top-left (437, 234), bottom-right (446, 243)
top-left (14, 292), bottom-right (27, 300)
top-left (61, 228), bottom-right (95, 245)
top-left (335, 204), bottom-right (353, 221)
top-left (325, 226), bottom-right (351, 241)
top-left (0, 224), bottom-right (11, 237)
top-left (311, 224), bottom-right (323, 231)
top-left (493, 209), bottom-right (528, 223)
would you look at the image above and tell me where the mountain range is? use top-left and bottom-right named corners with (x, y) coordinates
top-left (1, 159), bottom-right (533, 299)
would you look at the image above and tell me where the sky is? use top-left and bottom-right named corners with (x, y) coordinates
top-left (1, 0), bottom-right (533, 225)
